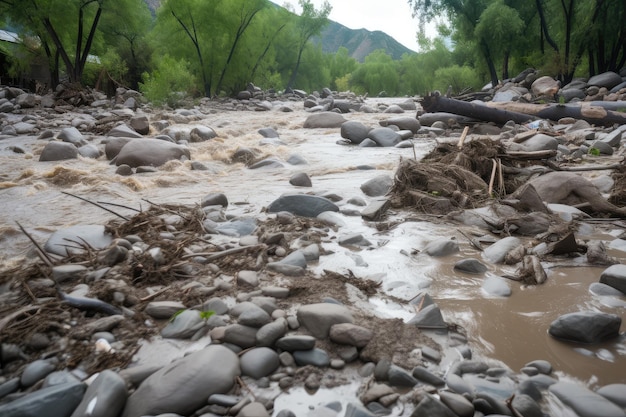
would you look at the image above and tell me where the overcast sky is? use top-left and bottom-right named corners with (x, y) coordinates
top-left (274, 0), bottom-right (425, 52)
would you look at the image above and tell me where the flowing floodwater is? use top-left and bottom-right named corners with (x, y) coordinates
top-left (1, 99), bottom-right (624, 415)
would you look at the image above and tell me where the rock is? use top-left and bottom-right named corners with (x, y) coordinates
top-left (303, 112), bottom-right (346, 128)
top-left (249, 157), bottom-right (284, 169)
top-left (21, 359), bottom-right (57, 387)
top-left (256, 318), bottom-right (288, 347)
top-left (509, 133), bottom-right (558, 152)
top-left (108, 124), bottom-right (142, 138)
top-left (289, 172), bottom-right (312, 187)
top-left (114, 139), bottom-right (190, 167)
top-left (549, 381), bottom-right (626, 417)
top-left (511, 394), bottom-right (543, 417)
top-left (237, 270), bottom-right (259, 288)
top-left (360, 198), bottom-right (390, 221)
top-left (481, 276), bottom-right (511, 297)
top-left (70, 370), bottom-right (127, 417)
top-left (267, 194), bottom-right (339, 217)
top-left (58, 127), bottom-right (86, 146)
top-left (599, 264), bottom-right (626, 294)
top-left (531, 76), bottom-right (560, 96)
top-left (297, 303), bottom-right (353, 339)
top-left (423, 238), bottom-right (459, 257)
top-left (379, 117), bottom-right (420, 133)
top-left (454, 258), bottom-right (487, 274)
top-left (483, 236), bottom-right (522, 264)
top-left (360, 175), bottom-right (393, 197)
top-left (240, 347), bottom-right (280, 379)
top-left (202, 193), bottom-right (228, 208)
top-left (293, 348), bottom-right (330, 367)
top-left (130, 116), bottom-right (149, 135)
top-left (144, 301), bottom-right (186, 319)
top-left (438, 390), bottom-right (475, 417)
top-left (104, 137), bottom-right (133, 159)
top-left (341, 121), bottom-right (371, 144)
top-left (221, 324), bottom-right (258, 348)
top-left (407, 304), bottom-right (447, 329)
top-left (45, 225), bottom-right (113, 256)
top-left (359, 138), bottom-right (378, 147)
top-left (276, 335), bottom-right (316, 351)
top-left (525, 359), bottom-right (552, 375)
top-left (388, 365), bottom-right (418, 387)
top-left (367, 127), bottom-right (401, 147)
top-left (329, 323), bottom-right (373, 348)
top-left (596, 384), bottom-right (626, 408)
top-left (161, 309), bottom-right (204, 339)
top-left (411, 394), bottom-right (458, 417)
top-left (588, 71), bottom-right (623, 89)
top-left (78, 144), bottom-right (100, 158)
top-left (0, 381), bottom-right (85, 417)
top-left (190, 125), bottom-right (217, 142)
top-left (412, 366), bottom-right (445, 386)
top-left (39, 141), bottom-right (78, 161)
top-left (121, 345), bottom-right (240, 417)
top-left (549, 311), bottom-right (621, 343)
top-left (238, 305), bottom-right (271, 327)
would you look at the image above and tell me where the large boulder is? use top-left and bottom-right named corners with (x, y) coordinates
top-left (39, 141), bottom-right (78, 161)
top-left (114, 138), bottom-right (190, 167)
top-left (303, 112), bottom-right (346, 128)
top-left (122, 345), bottom-right (240, 417)
top-left (548, 311), bottom-right (621, 343)
top-left (341, 121), bottom-right (370, 144)
top-left (531, 76), bottom-right (560, 96)
top-left (367, 127), bottom-right (401, 147)
top-left (587, 71), bottom-right (623, 89)
top-left (0, 381), bottom-right (86, 417)
top-left (549, 382), bottom-right (626, 417)
top-left (297, 303), bottom-right (353, 339)
top-left (70, 370), bottom-right (127, 417)
top-left (599, 264), bottom-right (626, 294)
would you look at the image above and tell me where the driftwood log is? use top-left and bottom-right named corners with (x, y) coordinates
top-left (422, 93), bottom-right (626, 126)
top-left (485, 101), bottom-right (626, 126)
top-left (421, 94), bottom-right (536, 125)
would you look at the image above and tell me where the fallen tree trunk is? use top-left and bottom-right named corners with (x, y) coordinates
top-left (422, 94), bottom-right (536, 125)
top-left (485, 101), bottom-right (626, 126)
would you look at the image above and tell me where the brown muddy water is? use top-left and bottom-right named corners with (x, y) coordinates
top-left (0, 99), bottom-right (624, 413)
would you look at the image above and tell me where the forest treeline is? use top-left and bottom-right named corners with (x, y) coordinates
top-left (1, 0), bottom-right (624, 105)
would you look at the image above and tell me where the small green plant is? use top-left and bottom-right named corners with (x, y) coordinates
top-left (170, 309), bottom-right (215, 322)
top-left (588, 147), bottom-right (601, 156)
top-left (139, 55), bottom-right (198, 107)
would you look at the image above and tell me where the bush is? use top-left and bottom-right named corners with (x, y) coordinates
top-left (433, 65), bottom-right (481, 94)
top-left (139, 56), bottom-right (198, 107)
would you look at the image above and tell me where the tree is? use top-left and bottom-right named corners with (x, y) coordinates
top-left (350, 50), bottom-right (399, 95)
top-left (285, 0), bottom-right (331, 91)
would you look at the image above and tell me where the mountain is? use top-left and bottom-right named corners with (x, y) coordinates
top-left (316, 20), bottom-right (415, 62)
top-left (144, 0), bottom-right (415, 61)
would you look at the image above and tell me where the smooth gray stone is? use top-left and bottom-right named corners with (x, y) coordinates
top-left (589, 282), bottom-right (625, 296)
top-left (161, 309), bottom-right (204, 339)
top-left (201, 193), bottom-right (228, 208)
top-left (202, 298), bottom-right (229, 315)
top-left (293, 348), bottom-right (330, 367)
top-left (289, 172), bottom-right (312, 187)
top-left (237, 402), bottom-right (271, 417)
top-left (358, 138), bottom-right (378, 147)
top-left (208, 393), bottom-right (243, 406)
top-left (58, 126), bottom-right (86, 146)
top-left (286, 153), bottom-right (308, 165)
top-left (329, 323), bottom-right (373, 348)
top-left (341, 120), bottom-right (370, 144)
top-left (368, 127), bottom-right (401, 147)
top-left (237, 270), bottom-right (259, 288)
top-left (222, 324), bottom-right (258, 348)
top-left (549, 381), bottom-right (626, 417)
top-left (412, 366), bottom-right (445, 386)
top-left (275, 335), bottom-right (316, 351)
top-left (21, 359), bottom-right (57, 387)
top-left (108, 124), bottom-right (142, 138)
top-left (446, 373), bottom-right (475, 398)
top-left (0, 381), bottom-right (85, 417)
top-left (596, 384), bottom-right (626, 408)
top-left (588, 71), bottom-right (623, 88)
top-left (256, 318), bottom-right (288, 347)
top-left (267, 194), bottom-right (339, 217)
top-left (238, 306), bottom-right (272, 328)
top-left (258, 127), bottom-right (279, 138)
top-left (301, 244), bottom-right (320, 261)
top-left (549, 311), bottom-right (621, 343)
top-left (266, 262), bottom-right (305, 276)
top-left (438, 390), bottom-right (475, 417)
top-left (599, 264), bottom-right (626, 294)
top-left (407, 304), bottom-right (447, 329)
top-left (483, 236), bottom-right (522, 264)
top-left (144, 301), bottom-right (186, 320)
top-left (215, 217), bottom-right (256, 237)
top-left (475, 391), bottom-right (510, 415)
top-left (240, 347), bottom-right (280, 379)
top-left (388, 365), bottom-right (418, 387)
top-left (303, 112), bottom-right (346, 128)
top-left (360, 175), bottom-right (393, 197)
top-left (0, 377), bottom-right (20, 399)
top-left (121, 345), bottom-right (240, 417)
top-left (600, 129), bottom-right (622, 147)
top-left (249, 157), bottom-right (284, 169)
top-left (380, 116), bottom-right (420, 133)
top-left (423, 238), bottom-right (459, 257)
top-left (280, 250), bottom-right (307, 268)
top-left (77, 144), bottom-right (100, 158)
top-left (297, 303), bottom-right (353, 339)
top-left (410, 394), bottom-right (457, 417)
top-left (70, 370), bottom-right (127, 417)
top-left (509, 133), bottom-right (557, 152)
top-left (481, 276), bottom-right (511, 297)
top-left (39, 141), bottom-right (78, 161)
top-left (454, 258), bottom-right (487, 274)
top-left (517, 379), bottom-right (543, 401)
top-left (45, 225), bottom-right (113, 256)
top-left (360, 198), bottom-right (390, 221)
top-left (590, 139), bottom-right (614, 155)
top-left (114, 138), bottom-right (189, 168)
top-left (511, 394), bottom-right (543, 417)
top-left (524, 359), bottom-right (552, 375)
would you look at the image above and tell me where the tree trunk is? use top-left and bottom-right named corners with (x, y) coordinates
top-left (421, 94), bottom-right (535, 125)
top-left (286, 47), bottom-right (304, 91)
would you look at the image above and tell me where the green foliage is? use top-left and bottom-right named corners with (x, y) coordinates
top-left (433, 65), bottom-right (481, 93)
top-left (350, 50), bottom-right (399, 95)
top-left (588, 148), bottom-right (601, 156)
top-left (139, 55), bottom-right (198, 106)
